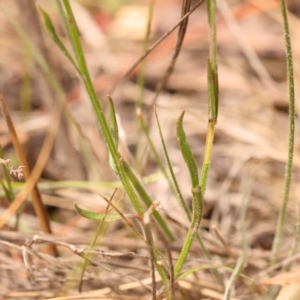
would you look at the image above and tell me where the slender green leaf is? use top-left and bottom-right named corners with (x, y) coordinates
top-left (206, 0), bottom-right (218, 122)
top-left (176, 111), bottom-right (199, 188)
top-left (270, 0), bottom-right (296, 266)
top-left (108, 96), bottom-right (119, 148)
top-left (107, 96), bottom-right (119, 173)
top-left (155, 107), bottom-right (223, 286)
top-left (174, 185), bottom-right (203, 277)
top-left (74, 203), bottom-right (137, 222)
top-left (38, 6), bottom-right (81, 75)
top-left (155, 108), bottom-right (190, 218)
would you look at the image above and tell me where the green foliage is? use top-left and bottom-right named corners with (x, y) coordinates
top-left (38, 6), bottom-right (81, 75)
top-left (176, 111), bottom-right (199, 188)
top-left (74, 203), bottom-right (136, 222)
top-left (108, 96), bottom-right (119, 173)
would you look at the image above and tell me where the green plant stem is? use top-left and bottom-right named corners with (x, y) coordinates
top-left (174, 113), bottom-right (204, 276)
top-left (206, 0), bottom-right (218, 121)
top-left (155, 109), bottom-right (224, 287)
top-left (270, 0), bottom-right (295, 266)
top-left (154, 109), bottom-right (191, 219)
top-left (174, 185), bottom-right (203, 277)
top-left (200, 120), bottom-right (215, 195)
top-left (62, 0), bottom-right (143, 217)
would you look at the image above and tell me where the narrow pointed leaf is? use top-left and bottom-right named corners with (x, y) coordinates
top-left (206, 0), bottom-right (218, 122)
top-left (176, 111), bottom-right (198, 188)
top-left (155, 108), bottom-right (190, 219)
top-left (74, 203), bottom-right (136, 222)
top-left (107, 96), bottom-right (119, 173)
top-left (38, 6), bottom-right (81, 75)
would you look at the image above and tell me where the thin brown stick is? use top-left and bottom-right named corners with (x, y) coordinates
top-left (28, 236), bottom-right (153, 293)
top-left (0, 92), bottom-right (64, 242)
top-left (109, 0), bottom-right (205, 95)
top-left (0, 92), bottom-right (58, 256)
top-left (149, 0), bottom-right (192, 112)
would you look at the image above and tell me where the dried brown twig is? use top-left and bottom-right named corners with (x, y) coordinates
top-left (0, 92), bottom-right (57, 256)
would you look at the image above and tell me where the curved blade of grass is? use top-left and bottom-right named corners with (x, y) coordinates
top-left (154, 108), bottom-right (190, 218)
top-left (138, 109), bottom-right (186, 205)
top-left (38, 6), bottom-right (81, 75)
top-left (174, 185), bottom-right (203, 277)
top-left (155, 107), bottom-right (224, 287)
top-left (75, 200), bottom-right (145, 242)
top-left (176, 111), bottom-right (199, 188)
top-left (108, 96), bottom-right (119, 173)
top-left (270, 0), bottom-right (295, 266)
top-left (174, 112), bottom-right (204, 276)
top-left (75, 203), bottom-right (137, 222)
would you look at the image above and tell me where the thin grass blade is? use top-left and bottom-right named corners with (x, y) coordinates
top-left (176, 111), bottom-right (199, 187)
top-left (38, 6), bottom-right (81, 75)
top-left (270, 0), bottom-right (295, 265)
top-left (108, 96), bottom-right (119, 173)
top-left (154, 108), bottom-right (190, 219)
top-left (75, 203), bottom-right (137, 222)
